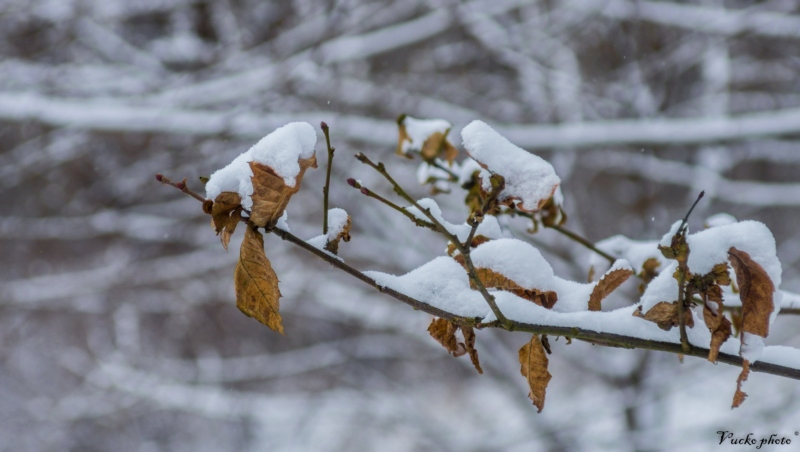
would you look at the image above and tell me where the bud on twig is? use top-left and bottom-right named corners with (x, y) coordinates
top-left (347, 178), bottom-right (357, 187)
top-left (155, 173), bottom-right (164, 182)
top-left (320, 121), bottom-right (329, 131)
top-left (360, 187), bottom-right (370, 195)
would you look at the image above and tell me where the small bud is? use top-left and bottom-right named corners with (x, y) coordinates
top-left (175, 181), bottom-right (186, 190)
top-left (360, 187), bottom-right (369, 195)
top-left (155, 173), bottom-right (163, 182)
top-left (355, 153), bottom-right (366, 162)
top-left (346, 178), bottom-right (357, 187)
top-left (320, 121), bottom-right (328, 130)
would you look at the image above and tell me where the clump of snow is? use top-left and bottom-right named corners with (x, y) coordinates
top-left (205, 122), bottom-right (317, 210)
top-left (305, 208), bottom-right (350, 260)
top-left (405, 198), bottom-right (503, 243)
top-left (399, 116), bottom-right (452, 155)
top-left (276, 211), bottom-right (290, 231)
top-left (741, 332), bottom-right (765, 362)
top-left (460, 120), bottom-right (560, 212)
top-left (658, 220), bottom-right (683, 248)
top-left (457, 157), bottom-right (483, 186)
top-left (705, 212), bottom-right (737, 228)
top-left (590, 235), bottom-right (668, 278)
top-left (365, 257), bottom-right (490, 318)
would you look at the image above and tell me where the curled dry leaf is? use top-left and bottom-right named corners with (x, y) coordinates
top-left (732, 360), bottom-right (750, 409)
top-left (420, 131), bottom-right (459, 164)
top-left (588, 267), bottom-right (633, 311)
top-left (728, 247), bottom-right (774, 339)
top-left (519, 334), bottom-right (552, 413)
top-left (471, 267), bottom-right (558, 309)
top-left (427, 318), bottom-right (482, 374)
top-left (210, 192), bottom-right (243, 251)
top-left (235, 227), bottom-right (283, 334)
top-left (428, 318), bottom-right (463, 356)
top-left (395, 117), bottom-right (413, 159)
top-left (639, 257), bottom-right (661, 293)
top-left (633, 301), bottom-right (694, 331)
top-left (324, 214), bottom-right (352, 255)
top-left (249, 155), bottom-right (317, 228)
top-left (461, 326), bottom-right (483, 374)
top-left (703, 299), bottom-right (732, 363)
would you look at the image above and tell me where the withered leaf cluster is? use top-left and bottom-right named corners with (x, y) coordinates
top-left (201, 152), bottom-right (318, 334)
top-left (427, 318), bottom-right (482, 374)
top-left (632, 224), bottom-right (776, 408)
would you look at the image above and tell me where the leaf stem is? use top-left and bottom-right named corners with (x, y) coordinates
top-left (355, 152), bottom-right (509, 325)
top-left (321, 121), bottom-right (335, 235)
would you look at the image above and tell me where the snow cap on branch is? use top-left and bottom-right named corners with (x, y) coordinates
top-left (461, 120), bottom-right (560, 212)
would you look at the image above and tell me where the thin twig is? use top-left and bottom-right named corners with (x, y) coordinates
top-left (347, 178), bottom-right (436, 231)
top-left (321, 121), bottom-right (335, 235)
top-left (355, 152), bottom-right (508, 324)
top-left (155, 174), bottom-right (205, 202)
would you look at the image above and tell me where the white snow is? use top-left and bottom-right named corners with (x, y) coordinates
top-left (205, 122), bottom-right (317, 210)
top-left (457, 157), bottom-right (483, 186)
top-left (399, 116), bottom-right (452, 156)
top-left (460, 120), bottom-right (560, 212)
top-left (305, 208), bottom-right (350, 261)
top-left (705, 212), bottom-right (737, 228)
top-left (365, 257), bottom-right (490, 318)
top-left (276, 211), bottom-right (290, 231)
top-left (740, 332), bottom-right (765, 362)
top-left (590, 235), bottom-right (668, 277)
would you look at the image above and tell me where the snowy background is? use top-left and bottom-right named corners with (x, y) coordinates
top-left (2, 0), bottom-right (800, 450)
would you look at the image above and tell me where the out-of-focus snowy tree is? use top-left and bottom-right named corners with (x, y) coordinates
top-left (2, 0), bottom-right (800, 450)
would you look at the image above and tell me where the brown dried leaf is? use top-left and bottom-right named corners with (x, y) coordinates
top-left (472, 267), bottom-right (558, 309)
top-left (639, 257), bottom-right (661, 293)
top-left (732, 360), bottom-right (750, 408)
top-left (519, 335), bottom-right (552, 412)
top-left (249, 155), bottom-right (317, 228)
top-left (588, 267), bottom-right (633, 311)
top-left (446, 234), bottom-right (491, 256)
top-left (728, 247), bottom-right (774, 339)
top-left (324, 214), bottom-right (352, 255)
top-left (234, 227), bottom-right (283, 333)
top-left (462, 326), bottom-right (483, 374)
top-left (210, 192), bottom-right (243, 251)
top-left (703, 301), bottom-right (732, 363)
top-left (395, 121), bottom-right (413, 159)
top-left (427, 318), bottom-right (462, 355)
top-left (420, 131), bottom-right (459, 164)
top-left (632, 301), bottom-right (694, 331)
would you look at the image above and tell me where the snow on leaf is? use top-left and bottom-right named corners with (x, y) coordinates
top-left (249, 154), bottom-right (317, 227)
top-left (205, 122), bottom-right (317, 213)
top-left (460, 120), bottom-right (560, 212)
top-left (588, 267), bottom-right (633, 311)
top-left (472, 267), bottom-right (558, 309)
top-left (234, 227), bottom-right (283, 334)
top-left (519, 334), bottom-right (552, 413)
top-left (323, 208), bottom-right (352, 255)
top-left (396, 115), bottom-right (453, 159)
top-left (632, 301), bottom-right (694, 331)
